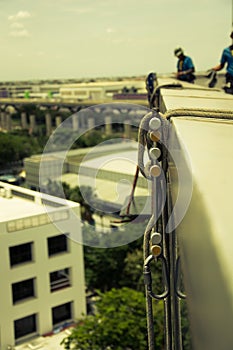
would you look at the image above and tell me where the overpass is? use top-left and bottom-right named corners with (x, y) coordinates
top-left (0, 96), bottom-right (148, 135)
top-left (0, 72), bottom-right (225, 134)
top-left (0, 96), bottom-right (148, 110)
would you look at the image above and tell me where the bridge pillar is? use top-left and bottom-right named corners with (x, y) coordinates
top-left (105, 116), bottom-right (112, 135)
top-left (29, 115), bottom-right (37, 134)
top-left (45, 112), bottom-right (52, 136)
top-left (77, 110), bottom-right (86, 129)
top-left (0, 111), bottom-right (6, 130)
top-left (72, 114), bottom-right (79, 131)
top-left (55, 116), bottom-right (62, 128)
top-left (87, 117), bottom-right (95, 130)
top-left (124, 120), bottom-right (131, 139)
top-left (21, 112), bottom-right (28, 129)
top-left (5, 113), bottom-right (12, 131)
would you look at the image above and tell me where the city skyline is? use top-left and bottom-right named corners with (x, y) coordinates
top-left (0, 0), bottom-right (231, 81)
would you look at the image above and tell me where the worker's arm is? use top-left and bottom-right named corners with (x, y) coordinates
top-left (177, 67), bottom-right (194, 77)
top-left (212, 63), bottom-right (224, 72)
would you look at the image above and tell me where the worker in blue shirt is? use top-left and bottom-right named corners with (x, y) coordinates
top-left (211, 30), bottom-right (233, 88)
top-left (174, 47), bottom-right (196, 83)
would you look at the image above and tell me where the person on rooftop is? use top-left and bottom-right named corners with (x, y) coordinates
top-left (174, 47), bottom-right (196, 83)
top-left (211, 30), bottom-right (233, 90)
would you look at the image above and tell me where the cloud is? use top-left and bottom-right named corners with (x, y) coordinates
top-left (7, 11), bottom-right (32, 37)
top-left (8, 11), bottom-right (31, 21)
top-left (10, 22), bottom-right (24, 29)
top-left (10, 29), bottom-right (30, 37)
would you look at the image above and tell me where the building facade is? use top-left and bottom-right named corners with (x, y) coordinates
top-left (0, 182), bottom-right (86, 349)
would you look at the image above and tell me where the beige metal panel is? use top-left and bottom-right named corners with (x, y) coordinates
top-left (155, 77), bottom-right (233, 112)
top-left (161, 90), bottom-right (233, 111)
top-left (168, 117), bottom-right (233, 350)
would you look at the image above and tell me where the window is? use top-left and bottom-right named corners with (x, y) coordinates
top-left (47, 234), bottom-right (68, 256)
top-left (50, 268), bottom-right (71, 292)
top-left (14, 314), bottom-right (37, 339)
top-left (52, 302), bottom-right (72, 326)
top-left (9, 242), bottom-right (33, 266)
top-left (12, 278), bottom-right (35, 303)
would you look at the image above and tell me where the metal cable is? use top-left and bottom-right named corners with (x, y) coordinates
top-left (137, 111), bottom-right (154, 180)
top-left (149, 83), bottom-right (183, 109)
top-left (143, 214), bottom-right (156, 350)
top-left (139, 110), bottom-right (170, 349)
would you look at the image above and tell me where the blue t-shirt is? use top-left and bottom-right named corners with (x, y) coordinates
top-left (176, 56), bottom-right (195, 82)
top-left (220, 46), bottom-right (233, 77)
top-left (177, 56), bottom-right (194, 72)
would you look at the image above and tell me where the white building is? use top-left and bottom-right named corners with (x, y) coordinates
top-left (58, 80), bottom-right (146, 101)
top-left (0, 182), bottom-right (86, 350)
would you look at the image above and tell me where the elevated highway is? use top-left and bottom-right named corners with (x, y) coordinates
top-left (0, 95), bottom-right (148, 134)
top-left (0, 96), bottom-right (148, 110)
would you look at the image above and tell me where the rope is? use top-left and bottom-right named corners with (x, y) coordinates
top-left (163, 107), bottom-right (233, 120)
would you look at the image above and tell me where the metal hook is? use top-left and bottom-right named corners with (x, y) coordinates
top-left (144, 254), bottom-right (169, 300)
top-left (175, 256), bottom-right (186, 299)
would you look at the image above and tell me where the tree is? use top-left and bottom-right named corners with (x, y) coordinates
top-left (68, 185), bottom-right (95, 223)
top-left (120, 248), bottom-right (145, 292)
top-left (61, 287), bottom-right (164, 350)
top-left (0, 132), bottom-right (40, 168)
top-left (43, 182), bottom-right (95, 224)
top-left (84, 241), bottom-right (129, 292)
top-left (83, 225), bottom-right (146, 292)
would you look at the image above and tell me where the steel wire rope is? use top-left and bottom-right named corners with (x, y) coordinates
top-left (137, 109), bottom-right (170, 349)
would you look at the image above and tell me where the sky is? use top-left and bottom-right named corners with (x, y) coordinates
top-left (0, 0), bottom-right (231, 81)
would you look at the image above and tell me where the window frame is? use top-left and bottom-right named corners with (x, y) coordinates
top-left (47, 234), bottom-right (69, 257)
top-left (50, 267), bottom-right (71, 292)
top-left (52, 302), bottom-right (73, 326)
top-left (9, 242), bottom-right (33, 267)
top-left (14, 314), bottom-right (37, 340)
top-left (12, 278), bottom-right (36, 304)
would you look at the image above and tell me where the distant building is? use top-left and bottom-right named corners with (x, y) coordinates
top-left (0, 78), bottom-right (146, 100)
top-left (0, 182), bottom-right (86, 349)
top-left (58, 80), bottom-right (146, 101)
top-left (24, 144), bottom-right (148, 196)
